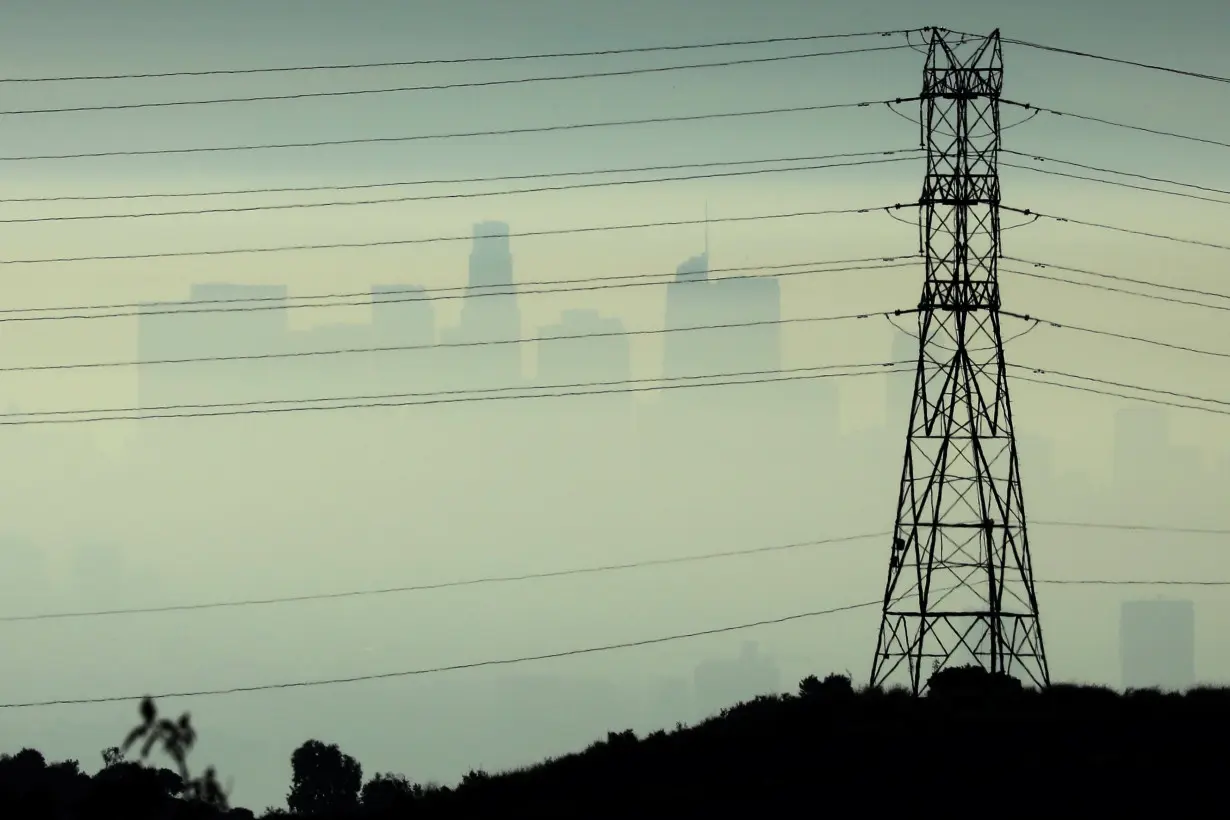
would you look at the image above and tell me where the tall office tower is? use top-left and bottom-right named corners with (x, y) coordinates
top-left (1121, 599), bottom-right (1195, 691)
top-left (370, 284), bottom-right (437, 391)
top-left (441, 222), bottom-right (523, 391)
top-left (662, 252), bottom-right (781, 382)
top-left (536, 309), bottom-right (630, 387)
top-left (371, 285), bottom-right (435, 345)
top-left (137, 283), bottom-right (290, 409)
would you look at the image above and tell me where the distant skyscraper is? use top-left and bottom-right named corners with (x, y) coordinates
top-left (1121, 599), bottom-right (1195, 691)
top-left (536, 309), bottom-right (630, 387)
top-left (662, 251), bottom-right (781, 382)
top-left (137, 283), bottom-right (290, 409)
top-left (440, 221), bottom-right (523, 390)
top-left (371, 285), bottom-right (435, 346)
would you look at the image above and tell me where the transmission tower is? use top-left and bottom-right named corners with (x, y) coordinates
top-left (869, 28), bottom-right (1049, 694)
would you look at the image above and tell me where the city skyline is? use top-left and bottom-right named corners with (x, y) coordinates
top-left (0, 3), bottom-right (1227, 812)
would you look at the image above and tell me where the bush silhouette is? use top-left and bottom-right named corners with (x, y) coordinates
top-left (287, 739), bottom-right (363, 816)
top-left (360, 772), bottom-right (420, 813)
top-left (798, 672), bottom-right (855, 699)
top-left (927, 664), bottom-right (1024, 699)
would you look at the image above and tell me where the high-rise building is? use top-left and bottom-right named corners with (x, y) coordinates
top-left (440, 221), bottom-right (523, 390)
top-left (536, 309), bottom-right (630, 387)
top-left (662, 252), bottom-right (781, 382)
top-left (371, 285), bottom-right (435, 346)
top-left (1120, 599), bottom-right (1195, 691)
top-left (137, 283), bottom-right (290, 409)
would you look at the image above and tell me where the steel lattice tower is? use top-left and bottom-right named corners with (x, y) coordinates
top-left (869, 28), bottom-right (1050, 694)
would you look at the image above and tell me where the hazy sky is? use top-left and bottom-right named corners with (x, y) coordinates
top-left (0, 0), bottom-right (1227, 811)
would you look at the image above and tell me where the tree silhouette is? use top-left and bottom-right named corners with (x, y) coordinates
top-left (120, 696), bottom-right (231, 811)
top-left (798, 672), bottom-right (854, 699)
top-left (360, 771), bottom-right (420, 813)
top-left (287, 739), bottom-right (363, 816)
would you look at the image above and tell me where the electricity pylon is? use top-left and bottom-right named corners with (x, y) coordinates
top-left (869, 28), bottom-right (1049, 695)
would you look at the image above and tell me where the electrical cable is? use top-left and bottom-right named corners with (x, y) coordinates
top-left (2, 567), bottom-right (1224, 708)
top-left (1002, 206), bottom-right (1230, 253)
top-left (1014, 372), bottom-right (1230, 418)
top-left (0, 310), bottom-right (913, 373)
top-left (998, 36), bottom-right (1230, 85)
top-left (1003, 257), bottom-right (1230, 303)
top-left (1003, 161), bottom-right (1230, 208)
top-left (0, 364), bottom-right (918, 427)
top-left (1000, 100), bottom-right (1230, 151)
top-left (0, 29), bottom-right (920, 83)
top-left (1008, 363), bottom-right (1230, 408)
top-left (1001, 150), bottom-right (1230, 199)
top-left (0, 148), bottom-right (921, 204)
top-left (0, 98), bottom-right (915, 162)
top-left (2, 361), bottom-right (910, 419)
top-left (0, 257), bottom-right (920, 324)
top-left (0, 532), bottom-right (892, 622)
top-left (0, 155), bottom-right (920, 224)
top-left (0, 43), bottom-right (925, 116)
top-left (0, 520), bottom-right (1220, 624)
top-left (0, 596), bottom-right (890, 708)
top-left (1004, 311), bottom-right (1230, 362)
top-left (1000, 266), bottom-right (1230, 314)
top-left (0, 205), bottom-right (891, 265)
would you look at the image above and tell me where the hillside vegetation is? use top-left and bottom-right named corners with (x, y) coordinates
top-left (3, 667), bottom-right (1226, 818)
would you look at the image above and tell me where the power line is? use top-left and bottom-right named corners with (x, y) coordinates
top-left (1003, 206), bottom-right (1230, 253)
top-left (0, 257), bottom-right (920, 325)
top-left (0, 155), bottom-right (919, 224)
top-left (1005, 311), bottom-right (1230, 362)
top-left (1, 43), bottom-right (923, 116)
top-left (1002, 150), bottom-right (1230, 199)
top-left (1001, 265), bottom-right (1230, 314)
top-left (0, 98), bottom-right (911, 162)
top-left (0, 310), bottom-right (911, 373)
top-left (1003, 161), bottom-right (1230, 208)
top-left (1008, 363), bottom-right (1230, 409)
top-left (1001, 100), bottom-right (1230, 151)
top-left (998, 36), bottom-right (1230, 85)
top-left (1014, 372), bottom-right (1230, 418)
top-left (1034, 520), bottom-right (1230, 536)
top-left (4, 361), bottom-right (907, 419)
top-left (0, 29), bottom-right (918, 83)
top-left (0, 364), bottom-right (918, 427)
top-left (0, 148), bottom-right (920, 204)
top-left (0, 205), bottom-right (889, 266)
top-left (0, 532), bottom-right (891, 623)
top-left (1003, 257), bottom-right (1230, 303)
top-left (0, 596), bottom-right (889, 708)
top-left (1043, 578), bottom-right (1230, 586)
top-left (3, 568), bottom-right (1225, 708)
top-left (1, 520), bottom-right (1219, 624)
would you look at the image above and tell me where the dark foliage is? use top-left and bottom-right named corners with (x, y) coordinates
top-left (122, 696), bottom-right (232, 812)
top-left (287, 740), bottom-right (362, 816)
top-left (2, 670), bottom-right (1228, 818)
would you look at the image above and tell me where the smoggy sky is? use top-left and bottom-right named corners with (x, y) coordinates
top-left (0, 1), bottom-right (1227, 810)
top-left (0, 1), bottom-right (1224, 459)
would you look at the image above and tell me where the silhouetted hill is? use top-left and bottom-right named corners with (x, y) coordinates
top-left (4, 670), bottom-right (1228, 818)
